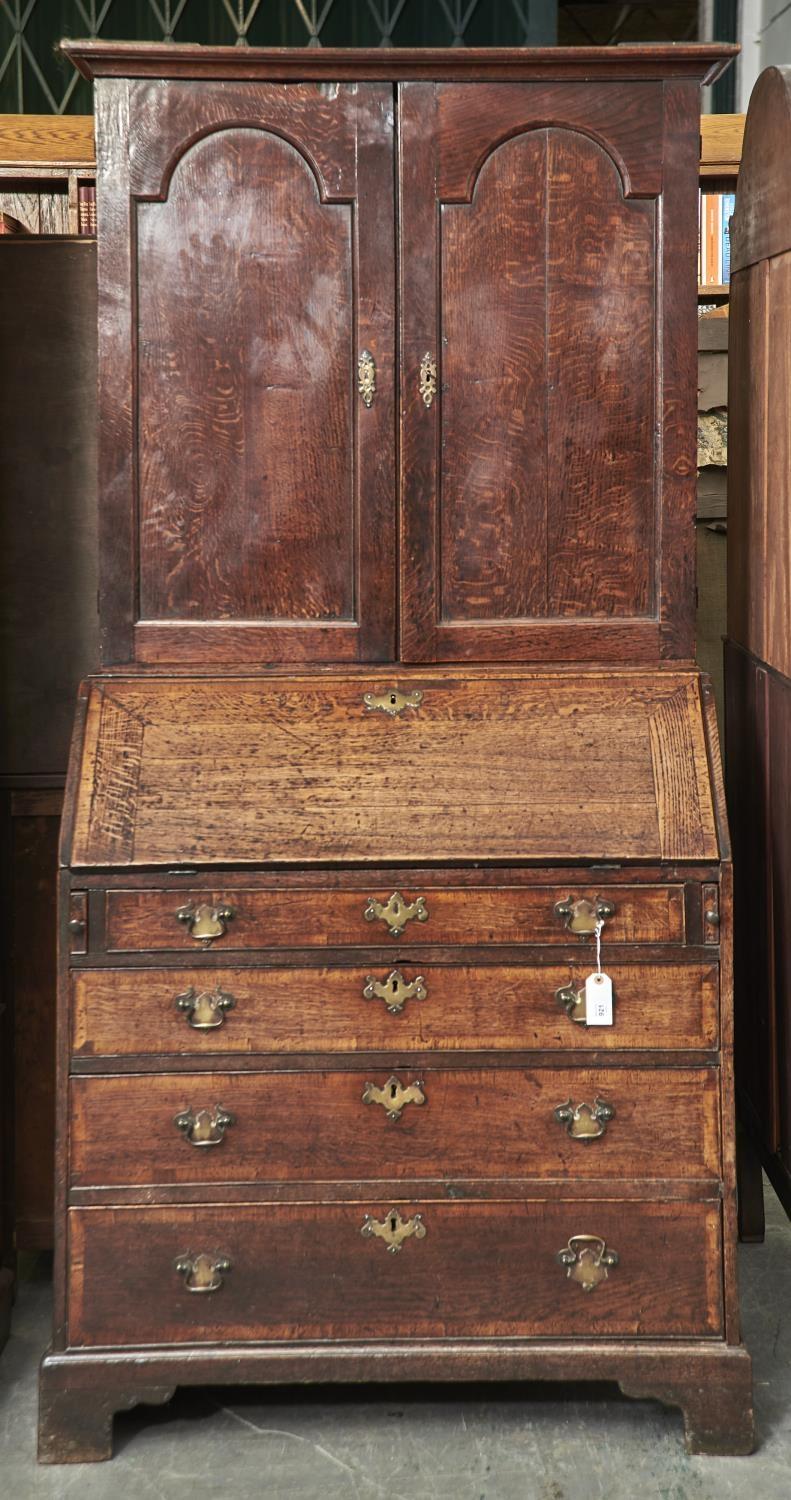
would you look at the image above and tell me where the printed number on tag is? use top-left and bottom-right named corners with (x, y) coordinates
top-left (585, 971), bottom-right (613, 1026)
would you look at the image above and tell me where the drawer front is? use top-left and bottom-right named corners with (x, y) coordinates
top-left (67, 1200), bottom-right (723, 1346)
top-left (102, 884), bottom-right (685, 952)
top-left (71, 963), bottom-right (719, 1056)
top-left (70, 1067), bottom-right (721, 1187)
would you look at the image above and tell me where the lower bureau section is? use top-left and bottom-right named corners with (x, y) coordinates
top-left (68, 1200), bottom-right (723, 1346)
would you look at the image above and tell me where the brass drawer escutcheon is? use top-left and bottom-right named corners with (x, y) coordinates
top-left (554, 897), bottom-right (615, 935)
top-left (361, 1208), bottom-right (427, 1254)
top-left (174, 1251), bottom-right (231, 1293)
top-left (419, 351), bottom-right (437, 408)
top-left (174, 1104), bottom-right (235, 1146)
top-left (175, 984), bottom-right (236, 1029)
top-left (363, 969), bottom-right (427, 1015)
top-left (553, 1098), bottom-right (614, 1141)
top-left (364, 891), bottom-right (428, 938)
top-left (363, 688), bottom-right (423, 716)
top-left (557, 1235), bottom-right (619, 1292)
top-left (358, 348), bottom-right (376, 408)
top-left (362, 1075), bottom-right (426, 1122)
top-left (176, 902), bottom-right (235, 944)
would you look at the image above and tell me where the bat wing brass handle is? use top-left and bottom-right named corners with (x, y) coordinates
top-left (553, 1098), bottom-right (614, 1141)
top-left (361, 1208), bottom-right (426, 1254)
top-left (557, 1235), bottom-right (619, 1292)
top-left (174, 1252), bottom-right (231, 1293)
top-left (554, 897), bottom-right (615, 935)
top-left (362, 1075), bottom-right (425, 1122)
top-left (174, 1105), bottom-right (235, 1146)
top-left (175, 985), bottom-right (236, 1029)
top-left (176, 902), bottom-right (235, 943)
top-left (364, 891), bottom-right (428, 938)
top-left (363, 969), bottom-right (427, 1015)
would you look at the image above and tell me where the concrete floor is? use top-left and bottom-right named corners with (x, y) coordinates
top-left (1, 1187), bottom-right (789, 1500)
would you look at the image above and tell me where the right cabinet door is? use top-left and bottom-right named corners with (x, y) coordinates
top-left (398, 80), bottom-right (698, 664)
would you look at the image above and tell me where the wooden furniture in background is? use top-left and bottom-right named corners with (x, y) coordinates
top-left (0, 115), bottom-right (94, 233)
top-left (698, 112), bottom-right (743, 306)
top-left (726, 65), bottom-right (791, 1240)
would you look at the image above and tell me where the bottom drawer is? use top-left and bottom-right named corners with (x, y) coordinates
top-left (68, 1200), bottom-right (723, 1346)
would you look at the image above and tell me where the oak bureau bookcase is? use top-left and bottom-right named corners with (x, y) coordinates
top-left (39, 41), bottom-right (753, 1461)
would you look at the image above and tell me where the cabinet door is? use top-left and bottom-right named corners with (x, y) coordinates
top-left (97, 81), bottom-right (395, 665)
top-left (399, 81), bottom-right (698, 663)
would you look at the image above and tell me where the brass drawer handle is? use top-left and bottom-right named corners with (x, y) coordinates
top-left (361, 1208), bottom-right (426, 1254)
top-left (176, 902), bottom-right (235, 943)
top-left (363, 969), bottom-right (427, 1015)
top-left (554, 897), bottom-right (615, 935)
top-left (358, 348), bottom-right (376, 407)
top-left (174, 1104), bottom-right (235, 1146)
top-left (554, 1098), bottom-right (614, 1141)
top-left (362, 1075), bottom-right (426, 1122)
top-left (364, 891), bottom-right (428, 938)
top-left (555, 983), bottom-right (587, 1025)
top-left (174, 1251), bottom-right (231, 1293)
top-left (557, 1235), bottom-right (619, 1293)
top-left (419, 351), bottom-right (437, 408)
top-left (363, 688), bottom-right (422, 716)
top-left (175, 984), bottom-right (236, 1029)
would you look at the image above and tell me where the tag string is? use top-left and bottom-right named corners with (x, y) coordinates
top-left (594, 918), bottom-right (603, 977)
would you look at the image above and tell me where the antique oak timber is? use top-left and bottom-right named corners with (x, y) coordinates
top-left (40, 42), bottom-right (752, 1461)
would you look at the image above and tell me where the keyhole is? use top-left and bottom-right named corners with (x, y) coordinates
top-left (390, 694), bottom-right (397, 706)
top-left (390, 1082), bottom-right (398, 1101)
top-left (391, 977), bottom-right (398, 994)
top-left (390, 1215), bottom-right (397, 1233)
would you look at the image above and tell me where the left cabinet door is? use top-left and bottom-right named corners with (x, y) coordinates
top-left (97, 81), bottom-right (396, 665)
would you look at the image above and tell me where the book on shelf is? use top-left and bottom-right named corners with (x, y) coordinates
top-left (699, 190), bottom-right (735, 288)
top-left (77, 183), bottom-right (96, 236)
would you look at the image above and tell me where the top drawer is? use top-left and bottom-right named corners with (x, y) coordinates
top-left (100, 884), bottom-right (685, 953)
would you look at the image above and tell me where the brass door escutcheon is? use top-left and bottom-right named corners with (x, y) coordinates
top-left (363, 688), bottom-right (423, 717)
top-left (174, 1104), bottom-right (235, 1146)
top-left (362, 1075), bottom-right (426, 1122)
top-left (555, 983), bottom-right (588, 1025)
top-left (361, 1208), bottom-right (427, 1254)
top-left (554, 1098), bottom-right (614, 1141)
top-left (174, 1251), bottom-right (231, 1293)
top-left (358, 348), bottom-right (376, 407)
top-left (419, 351), bottom-right (437, 408)
top-left (364, 891), bottom-right (428, 938)
top-left (553, 897), bottom-right (615, 935)
top-left (176, 902), bottom-right (235, 943)
top-left (175, 984), bottom-right (236, 1029)
top-left (557, 1235), bottom-right (619, 1292)
top-left (363, 969), bottom-right (427, 1015)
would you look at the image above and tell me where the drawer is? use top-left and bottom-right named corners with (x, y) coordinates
top-left (67, 1200), bottom-right (723, 1346)
top-left (70, 1067), bottom-right (721, 1187)
top-left (102, 883), bottom-right (685, 952)
top-left (71, 963), bottom-right (719, 1056)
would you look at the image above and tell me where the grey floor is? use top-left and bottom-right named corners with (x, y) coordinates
top-left (1, 1187), bottom-right (789, 1500)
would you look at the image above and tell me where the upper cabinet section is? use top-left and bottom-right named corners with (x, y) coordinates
top-left (63, 44), bottom-right (735, 669)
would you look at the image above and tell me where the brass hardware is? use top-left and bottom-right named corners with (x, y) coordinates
top-left (358, 348), bottom-right (376, 408)
top-left (174, 1104), bottom-right (235, 1146)
top-left (362, 1075), bottom-right (426, 1122)
top-left (557, 1235), bottom-right (619, 1292)
top-left (553, 897), bottom-right (615, 935)
top-left (363, 969), bottom-right (427, 1015)
top-left (361, 1208), bottom-right (427, 1254)
top-left (68, 917), bottom-right (85, 935)
top-left (363, 688), bottom-right (423, 717)
top-left (176, 902), bottom-right (235, 944)
top-left (554, 1098), bottom-right (615, 1141)
top-left (555, 983), bottom-right (588, 1025)
top-left (705, 908), bottom-right (720, 926)
top-left (364, 891), bottom-right (429, 938)
top-left (174, 1251), bottom-right (231, 1293)
top-left (419, 352), bottom-right (437, 408)
top-left (175, 984), bottom-right (236, 1030)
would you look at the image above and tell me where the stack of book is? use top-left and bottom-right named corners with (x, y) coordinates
top-left (699, 190), bottom-right (735, 288)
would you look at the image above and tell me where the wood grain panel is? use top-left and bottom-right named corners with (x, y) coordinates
top-left (67, 1199), bottom-right (723, 1346)
top-left (71, 962), bottom-right (719, 1058)
top-left (102, 884), bottom-right (684, 952)
top-left (765, 251), bottom-right (791, 682)
top-left (727, 266), bottom-right (769, 658)
top-left (69, 1067), bottom-right (720, 1187)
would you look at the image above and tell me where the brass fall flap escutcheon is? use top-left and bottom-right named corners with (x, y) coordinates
top-left (557, 1235), bottom-right (619, 1293)
top-left (363, 688), bottom-right (423, 716)
top-left (358, 348), bottom-right (376, 407)
top-left (363, 969), bottom-right (427, 1015)
top-left (174, 1104), bottom-right (235, 1146)
top-left (419, 351), bottom-right (437, 408)
top-left (361, 1208), bottom-right (427, 1254)
top-left (553, 1098), bottom-right (615, 1141)
top-left (175, 984), bottom-right (236, 1029)
top-left (362, 1075), bottom-right (426, 1122)
top-left (554, 896), bottom-right (615, 935)
top-left (174, 1252), bottom-right (231, 1293)
top-left (176, 902), bottom-right (235, 944)
top-left (364, 891), bottom-right (429, 938)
